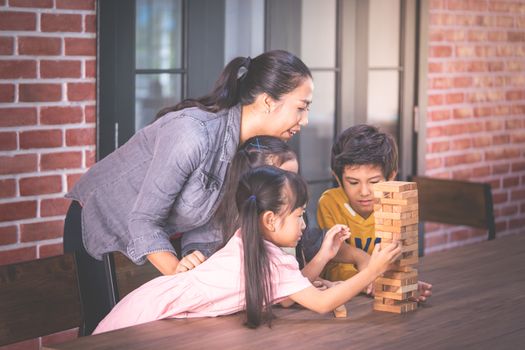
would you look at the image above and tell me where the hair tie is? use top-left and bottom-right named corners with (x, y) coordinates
top-left (248, 194), bottom-right (256, 202)
top-left (236, 56), bottom-right (251, 80)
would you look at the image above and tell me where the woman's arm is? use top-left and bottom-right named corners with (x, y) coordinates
top-left (148, 250), bottom-right (207, 275)
top-left (290, 242), bottom-right (402, 313)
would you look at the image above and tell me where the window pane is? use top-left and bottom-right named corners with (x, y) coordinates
top-left (301, 0), bottom-right (336, 68)
top-left (299, 71), bottom-right (335, 182)
top-left (368, 0), bottom-right (400, 68)
top-left (135, 74), bottom-right (182, 131)
top-left (367, 70), bottom-right (399, 138)
top-left (136, 0), bottom-right (183, 69)
top-left (224, 0), bottom-right (265, 63)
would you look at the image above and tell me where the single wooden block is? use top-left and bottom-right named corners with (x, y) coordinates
top-left (376, 223), bottom-right (418, 234)
top-left (333, 304), bottom-right (347, 318)
top-left (373, 300), bottom-right (418, 313)
top-left (373, 181), bottom-right (417, 193)
top-left (383, 204), bottom-right (393, 212)
top-left (375, 196), bottom-right (418, 206)
top-left (383, 268), bottom-right (417, 279)
top-left (401, 243), bottom-right (419, 254)
top-left (376, 275), bottom-right (418, 287)
top-left (375, 289), bottom-right (417, 301)
top-left (393, 254), bottom-right (419, 267)
top-left (392, 190), bottom-right (418, 200)
top-left (390, 216), bottom-right (419, 227)
top-left (381, 283), bottom-right (418, 294)
top-left (374, 211), bottom-right (418, 220)
top-left (392, 203), bottom-right (419, 213)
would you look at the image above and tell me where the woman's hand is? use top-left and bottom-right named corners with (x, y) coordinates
top-left (318, 224), bottom-right (351, 261)
top-left (174, 250), bottom-right (207, 274)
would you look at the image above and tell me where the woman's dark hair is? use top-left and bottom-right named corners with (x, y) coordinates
top-left (213, 136), bottom-right (297, 243)
top-left (236, 166), bottom-right (308, 328)
top-left (155, 50), bottom-right (312, 118)
top-left (331, 124), bottom-right (398, 183)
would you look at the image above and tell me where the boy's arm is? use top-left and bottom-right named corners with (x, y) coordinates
top-left (331, 243), bottom-right (370, 270)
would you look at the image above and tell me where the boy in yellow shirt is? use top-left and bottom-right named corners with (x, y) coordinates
top-left (317, 124), bottom-right (432, 299)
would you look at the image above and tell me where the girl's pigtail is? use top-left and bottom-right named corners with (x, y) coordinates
top-left (239, 195), bottom-right (273, 328)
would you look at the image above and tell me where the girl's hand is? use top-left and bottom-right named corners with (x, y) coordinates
top-left (367, 241), bottom-right (402, 276)
top-left (318, 224), bottom-right (351, 261)
top-left (174, 250), bottom-right (206, 274)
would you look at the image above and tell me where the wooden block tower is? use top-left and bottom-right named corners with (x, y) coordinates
top-left (372, 181), bottom-right (419, 313)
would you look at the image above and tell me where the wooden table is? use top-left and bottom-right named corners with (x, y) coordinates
top-left (44, 233), bottom-right (525, 350)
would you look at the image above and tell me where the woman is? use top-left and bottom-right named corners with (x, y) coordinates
top-left (63, 50), bottom-right (313, 334)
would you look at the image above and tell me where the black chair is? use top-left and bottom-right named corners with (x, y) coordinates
top-left (411, 176), bottom-right (496, 256)
top-left (0, 254), bottom-right (82, 346)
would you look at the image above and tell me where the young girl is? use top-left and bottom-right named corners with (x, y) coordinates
top-left (93, 166), bottom-right (401, 333)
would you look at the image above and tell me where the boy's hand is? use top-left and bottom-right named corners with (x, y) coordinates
top-left (319, 224), bottom-right (351, 261)
top-left (174, 250), bottom-right (206, 274)
top-left (409, 281), bottom-right (433, 302)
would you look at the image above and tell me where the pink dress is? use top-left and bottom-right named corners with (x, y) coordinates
top-left (94, 231), bottom-right (312, 334)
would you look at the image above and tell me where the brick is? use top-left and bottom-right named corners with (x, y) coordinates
top-left (0, 84), bottom-right (15, 102)
top-left (429, 110), bottom-right (450, 121)
top-left (66, 128), bottom-right (95, 146)
top-left (498, 204), bottom-right (518, 216)
top-left (444, 153), bottom-right (481, 167)
top-left (493, 164), bottom-right (510, 175)
top-left (0, 37), bottom-right (14, 54)
top-left (41, 151), bottom-right (82, 170)
top-left (451, 138), bottom-right (472, 150)
top-left (453, 77), bottom-right (472, 88)
top-left (430, 45), bottom-right (452, 57)
top-left (453, 108), bottom-right (472, 119)
top-left (85, 14), bottom-right (96, 33)
top-left (452, 169), bottom-right (472, 180)
top-left (489, 31), bottom-right (507, 41)
top-left (485, 120), bottom-right (503, 131)
top-left (65, 38), bottom-right (96, 56)
top-left (41, 197), bottom-right (71, 217)
top-left (445, 93), bottom-right (464, 104)
top-left (493, 134), bottom-right (510, 145)
top-left (57, 0), bottom-right (95, 10)
top-left (0, 179), bottom-right (16, 198)
top-left (428, 62), bottom-right (443, 73)
top-left (0, 200), bottom-right (37, 222)
top-left (426, 158), bottom-right (442, 170)
top-left (430, 77), bottom-right (451, 89)
top-left (430, 141), bottom-right (449, 152)
top-left (19, 36), bottom-right (61, 55)
top-left (40, 243), bottom-right (64, 258)
top-left (473, 107), bottom-right (493, 118)
top-left (0, 11), bottom-right (36, 31)
top-left (455, 46), bottom-right (475, 57)
top-left (19, 175), bottom-right (62, 196)
top-left (485, 148), bottom-right (521, 161)
top-left (0, 108), bottom-right (37, 127)
top-left (42, 14), bottom-right (82, 32)
top-left (472, 166), bottom-right (490, 177)
top-left (20, 220), bottom-right (64, 242)
top-left (9, 0), bottom-right (53, 7)
top-left (67, 82), bottom-right (95, 101)
top-left (0, 131), bottom-right (17, 151)
top-left (508, 32), bottom-right (525, 42)
top-left (85, 149), bottom-right (96, 167)
top-left (0, 154), bottom-right (37, 175)
top-left (0, 60), bottom-right (37, 79)
top-left (0, 225), bottom-right (17, 245)
top-left (509, 217), bottom-right (525, 230)
top-left (67, 173), bottom-right (83, 191)
top-left (41, 60), bottom-right (81, 78)
top-left (430, 13), bottom-right (454, 26)
top-left (0, 246), bottom-right (37, 265)
top-left (506, 90), bottom-right (525, 100)
top-left (85, 105), bottom-right (96, 122)
top-left (19, 84), bottom-right (62, 102)
top-left (428, 94), bottom-right (443, 106)
top-left (41, 106), bottom-right (83, 125)
top-left (20, 129), bottom-right (62, 149)
top-left (85, 59), bottom-right (96, 78)
top-left (503, 176), bottom-right (520, 188)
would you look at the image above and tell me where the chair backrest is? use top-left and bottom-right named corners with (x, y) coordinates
top-left (411, 176), bottom-right (496, 241)
top-left (104, 252), bottom-right (162, 307)
top-left (0, 254), bottom-right (82, 346)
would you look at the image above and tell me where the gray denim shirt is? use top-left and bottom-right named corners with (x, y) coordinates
top-left (66, 105), bottom-right (241, 264)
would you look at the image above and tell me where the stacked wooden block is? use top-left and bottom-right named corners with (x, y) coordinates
top-left (372, 181), bottom-right (419, 313)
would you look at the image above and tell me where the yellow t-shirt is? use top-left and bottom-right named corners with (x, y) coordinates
top-left (317, 187), bottom-right (379, 281)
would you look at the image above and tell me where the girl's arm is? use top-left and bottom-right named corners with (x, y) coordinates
top-left (289, 242), bottom-right (402, 313)
top-left (300, 224), bottom-right (350, 282)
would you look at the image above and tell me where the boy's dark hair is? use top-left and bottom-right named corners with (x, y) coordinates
top-left (331, 124), bottom-right (398, 183)
top-left (213, 136), bottom-right (297, 242)
top-left (236, 166), bottom-right (308, 328)
top-left (156, 50), bottom-right (312, 117)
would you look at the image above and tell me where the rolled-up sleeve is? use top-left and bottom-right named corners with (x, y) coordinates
top-left (127, 115), bottom-right (209, 263)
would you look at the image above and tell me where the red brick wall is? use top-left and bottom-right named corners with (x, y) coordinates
top-left (0, 2), bottom-right (97, 347)
top-left (425, 0), bottom-right (525, 253)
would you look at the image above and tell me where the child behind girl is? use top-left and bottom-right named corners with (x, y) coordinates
top-left (94, 166), bottom-right (401, 333)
